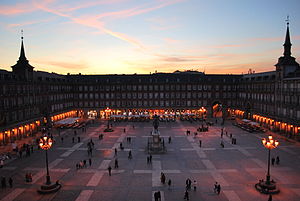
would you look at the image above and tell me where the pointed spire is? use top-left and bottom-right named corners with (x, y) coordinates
top-left (19, 30), bottom-right (27, 61)
top-left (283, 16), bottom-right (292, 57)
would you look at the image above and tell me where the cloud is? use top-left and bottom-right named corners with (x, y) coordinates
top-left (33, 59), bottom-right (89, 70)
top-left (7, 17), bottom-right (55, 28)
top-left (31, 0), bottom-right (184, 50)
top-left (95, 0), bottom-right (185, 20)
top-left (0, 2), bottom-right (36, 15)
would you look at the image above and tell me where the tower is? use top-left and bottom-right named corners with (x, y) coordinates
top-left (275, 18), bottom-right (300, 78)
top-left (11, 30), bottom-right (34, 80)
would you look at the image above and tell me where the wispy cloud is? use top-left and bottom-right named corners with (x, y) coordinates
top-left (7, 17), bottom-right (55, 28)
top-left (33, 59), bottom-right (89, 70)
top-left (30, 0), bottom-right (184, 50)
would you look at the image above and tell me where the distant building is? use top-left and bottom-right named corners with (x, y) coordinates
top-left (0, 22), bottom-right (299, 144)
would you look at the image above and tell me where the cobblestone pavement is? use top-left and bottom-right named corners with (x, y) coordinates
top-left (0, 119), bottom-right (300, 201)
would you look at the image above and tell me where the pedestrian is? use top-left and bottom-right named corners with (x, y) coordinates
top-left (115, 159), bottom-right (119, 168)
top-left (271, 157), bottom-right (275, 166)
top-left (72, 137), bottom-right (75, 143)
top-left (154, 191), bottom-right (158, 201)
top-left (268, 194), bottom-right (272, 201)
top-left (108, 166), bottom-right (112, 176)
top-left (214, 182), bottom-right (218, 193)
top-left (89, 158), bottom-right (92, 166)
top-left (147, 156), bottom-right (150, 164)
top-left (157, 191), bottom-right (161, 201)
top-left (150, 154), bottom-right (152, 163)
top-left (128, 150), bottom-right (132, 159)
top-left (168, 136), bottom-right (171, 143)
top-left (193, 180), bottom-right (197, 191)
top-left (184, 190), bottom-right (189, 200)
top-left (83, 160), bottom-right (87, 167)
top-left (78, 136), bottom-right (81, 143)
top-left (168, 179), bottom-right (172, 189)
top-left (19, 150), bottom-right (23, 158)
top-left (217, 184), bottom-right (221, 194)
top-left (8, 177), bottom-right (13, 188)
top-left (199, 140), bottom-right (202, 147)
top-left (276, 156), bottom-right (280, 165)
top-left (1, 177), bottom-right (6, 189)
top-left (61, 137), bottom-right (64, 143)
top-left (220, 141), bottom-right (224, 148)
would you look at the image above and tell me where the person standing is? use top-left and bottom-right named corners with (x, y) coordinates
top-left (108, 166), bottom-right (112, 176)
top-left (168, 179), bottom-right (172, 189)
top-left (271, 157), bottom-right (275, 166)
top-left (72, 137), bottom-right (75, 143)
top-left (217, 184), bottom-right (221, 195)
top-left (199, 140), bottom-right (202, 147)
top-left (276, 156), bottom-right (280, 165)
top-left (193, 180), bottom-right (197, 191)
top-left (78, 136), bottom-right (81, 143)
top-left (115, 159), bottom-right (119, 168)
top-left (1, 177), bottom-right (6, 189)
top-left (214, 182), bottom-right (218, 193)
top-left (89, 158), bottom-right (92, 166)
top-left (128, 150), bottom-right (132, 159)
top-left (168, 136), bottom-right (171, 143)
top-left (8, 177), bottom-right (13, 188)
top-left (184, 190), bottom-right (189, 200)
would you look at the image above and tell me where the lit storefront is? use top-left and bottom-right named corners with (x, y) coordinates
top-left (98, 107), bottom-right (207, 120)
top-left (228, 109), bottom-right (300, 139)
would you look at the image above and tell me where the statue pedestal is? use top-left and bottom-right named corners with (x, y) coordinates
top-left (147, 130), bottom-right (166, 154)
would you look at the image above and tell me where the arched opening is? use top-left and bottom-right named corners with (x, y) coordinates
top-left (212, 101), bottom-right (223, 118)
top-left (245, 102), bottom-right (251, 119)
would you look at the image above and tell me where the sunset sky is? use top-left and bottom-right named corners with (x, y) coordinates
top-left (0, 0), bottom-right (300, 75)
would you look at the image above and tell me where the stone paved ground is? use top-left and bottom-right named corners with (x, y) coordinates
top-left (0, 119), bottom-right (300, 201)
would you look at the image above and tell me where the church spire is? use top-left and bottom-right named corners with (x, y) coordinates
top-left (283, 16), bottom-right (292, 57)
top-left (19, 30), bottom-right (27, 61)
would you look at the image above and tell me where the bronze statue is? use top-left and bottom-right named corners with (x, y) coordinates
top-left (153, 115), bottom-right (159, 132)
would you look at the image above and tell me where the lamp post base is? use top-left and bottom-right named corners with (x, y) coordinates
top-left (37, 181), bottom-right (62, 194)
top-left (255, 180), bottom-right (280, 194)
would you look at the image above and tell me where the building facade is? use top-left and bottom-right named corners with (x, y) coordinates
top-left (0, 23), bottom-right (299, 145)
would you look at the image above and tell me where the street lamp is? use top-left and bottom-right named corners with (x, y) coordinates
top-left (39, 135), bottom-right (53, 185)
top-left (255, 135), bottom-right (280, 194)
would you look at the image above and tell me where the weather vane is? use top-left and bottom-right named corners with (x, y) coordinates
top-left (21, 29), bottom-right (24, 40)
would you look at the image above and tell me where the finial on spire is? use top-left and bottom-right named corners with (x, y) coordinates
top-left (21, 29), bottom-right (24, 40)
top-left (285, 15), bottom-right (289, 26)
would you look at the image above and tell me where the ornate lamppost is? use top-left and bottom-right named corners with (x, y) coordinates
top-left (39, 135), bottom-right (53, 185)
top-left (37, 135), bottom-right (61, 194)
top-left (255, 135), bottom-right (280, 194)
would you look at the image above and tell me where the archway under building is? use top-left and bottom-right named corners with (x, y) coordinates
top-left (212, 101), bottom-right (223, 118)
top-left (245, 102), bottom-right (252, 119)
